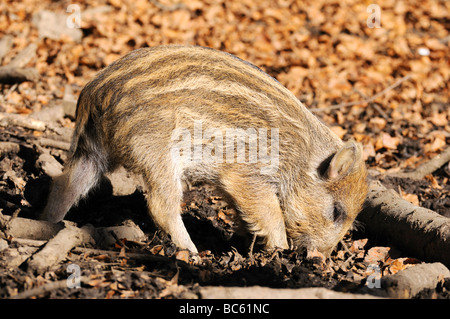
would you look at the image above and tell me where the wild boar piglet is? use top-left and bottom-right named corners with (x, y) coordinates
top-left (41, 45), bottom-right (368, 255)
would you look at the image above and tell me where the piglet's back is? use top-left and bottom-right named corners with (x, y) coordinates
top-left (74, 45), bottom-right (341, 171)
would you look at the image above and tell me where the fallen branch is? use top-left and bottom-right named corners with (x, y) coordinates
top-left (36, 153), bottom-right (64, 177)
top-left (36, 137), bottom-right (71, 151)
top-left (199, 286), bottom-right (380, 299)
top-left (0, 212), bottom-right (65, 241)
top-left (381, 262), bottom-right (450, 299)
top-left (310, 74), bottom-right (411, 113)
top-left (0, 141), bottom-right (20, 154)
top-left (12, 238), bottom-right (47, 247)
top-left (0, 213), bottom-right (145, 249)
top-left (26, 224), bottom-right (95, 274)
top-left (7, 43), bottom-right (37, 68)
top-left (0, 67), bottom-right (39, 84)
top-left (393, 147), bottom-right (450, 180)
top-left (358, 180), bottom-right (450, 268)
top-left (94, 223), bottom-right (146, 248)
top-left (0, 244), bottom-right (39, 269)
top-left (0, 42), bottom-right (38, 84)
top-left (0, 112), bottom-right (46, 131)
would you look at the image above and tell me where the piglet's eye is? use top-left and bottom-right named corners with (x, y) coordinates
top-left (333, 204), bottom-right (346, 224)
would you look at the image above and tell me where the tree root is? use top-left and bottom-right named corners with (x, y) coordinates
top-left (358, 181), bottom-right (450, 268)
top-left (393, 147), bottom-right (450, 180)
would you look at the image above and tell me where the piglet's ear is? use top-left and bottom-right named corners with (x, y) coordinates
top-left (327, 140), bottom-right (361, 180)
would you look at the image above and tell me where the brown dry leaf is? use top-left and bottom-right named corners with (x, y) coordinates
top-left (424, 38), bottom-right (447, 51)
top-left (120, 258), bottom-right (128, 266)
top-left (120, 290), bottom-right (137, 298)
top-left (150, 245), bottom-right (165, 256)
top-left (7, 91), bottom-right (23, 105)
top-left (198, 250), bottom-right (212, 258)
top-left (92, 254), bottom-right (111, 261)
top-left (353, 123), bottom-right (367, 134)
top-left (189, 202), bottom-right (199, 210)
top-left (330, 126), bottom-right (347, 139)
top-left (400, 189), bottom-right (420, 206)
top-left (109, 282), bottom-right (118, 291)
top-left (402, 155), bottom-right (421, 169)
top-left (425, 174), bottom-right (442, 189)
top-left (87, 278), bottom-right (109, 288)
top-left (422, 73), bottom-right (445, 92)
top-left (350, 238), bottom-right (368, 252)
top-left (217, 210), bottom-right (233, 225)
top-left (209, 196), bottom-right (229, 210)
top-left (369, 117), bottom-right (387, 130)
top-left (175, 250), bottom-right (190, 263)
top-left (429, 112), bottom-right (448, 127)
top-left (158, 283), bottom-right (186, 298)
top-left (277, 66), bottom-right (309, 94)
top-left (362, 142), bottom-right (376, 160)
top-left (384, 257), bottom-right (421, 275)
top-left (376, 133), bottom-right (400, 150)
top-left (382, 133), bottom-right (401, 150)
top-left (336, 250), bottom-right (346, 260)
top-left (392, 37), bottom-right (411, 56)
top-left (105, 289), bottom-right (115, 299)
top-left (118, 246), bottom-right (127, 257)
top-left (364, 246), bottom-right (390, 264)
top-left (306, 248), bottom-right (325, 263)
top-left (15, 106), bottom-right (33, 115)
top-left (424, 136), bottom-right (446, 153)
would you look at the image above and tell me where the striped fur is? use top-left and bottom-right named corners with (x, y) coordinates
top-left (41, 45), bottom-right (368, 254)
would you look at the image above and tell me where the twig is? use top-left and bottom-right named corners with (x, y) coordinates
top-left (110, 230), bottom-right (129, 249)
top-left (248, 233), bottom-right (257, 257)
top-left (12, 238), bottom-right (47, 247)
top-left (36, 137), bottom-right (71, 151)
top-left (0, 112), bottom-right (46, 131)
top-left (310, 74), bottom-right (411, 113)
top-left (72, 246), bottom-right (185, 265)
top-left (339, 239), bottom-right (352, 255)
top-left (149, 0), bottom-right (186, 11)
top-left (392, 147), bottom-right (450, 180)
top-left (2, 83), bottom-right (18, 102)
top-left (352, 87), bottom-right (389, 120)
top-left (10, 276), bottom-right (91, 299)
